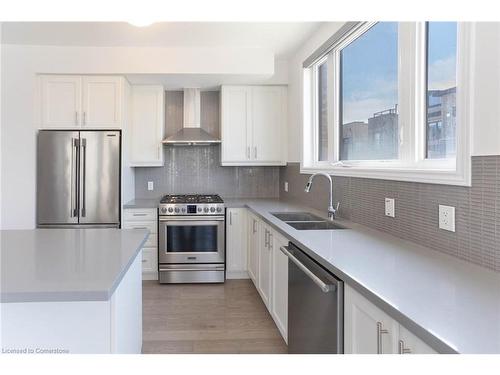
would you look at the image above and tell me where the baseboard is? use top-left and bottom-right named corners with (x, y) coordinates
top-left (226, 271), bottom-right (250, 280)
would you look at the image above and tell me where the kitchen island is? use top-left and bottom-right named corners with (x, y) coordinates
top-left (0, 228), bottom-right (149, 354)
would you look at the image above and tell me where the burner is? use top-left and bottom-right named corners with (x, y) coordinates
top-left (160, 194), bottom-right (223, 204)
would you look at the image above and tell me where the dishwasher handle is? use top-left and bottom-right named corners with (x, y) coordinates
top-left (280, 246), bottom-right (335, 293)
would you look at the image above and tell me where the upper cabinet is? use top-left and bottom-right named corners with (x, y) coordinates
top-left (129, 85), bottom-right (165, 167)
top-left (40, 75), bottom-right (82, 128)
top-left (39, 75), bottom-right (123, 129)
top-left (221, 85), bottom-right (287, 166)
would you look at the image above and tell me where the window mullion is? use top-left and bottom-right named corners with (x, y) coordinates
top-left (327, 52), bottom-right (338, 163)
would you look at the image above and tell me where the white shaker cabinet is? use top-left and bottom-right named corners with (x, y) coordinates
top-left (226, 208), bottom-right (249, 279)
top-left (258, 223), bottom-right (273, 309)
top-left (81, 76), bottom-right (122, 128)
top-left (247, 212), bottom-right (260, 287)
top-left (221, 85), bottom-right (287, 166)
top-left (271, 230), bottom-right (288, 343)
top-left (344, 284), bottom-right (438, 354)
top-left (39, 75), bottom-right (124, 129)
top-left (344, 284), bottom-right (398, 354)
top-left (40, 75), bottom-right (82, 128)
top-left (129, 85), bottom-right (165, 167)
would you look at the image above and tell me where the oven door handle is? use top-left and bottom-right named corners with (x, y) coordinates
top-left (159, 216), bottom-right (225, 222)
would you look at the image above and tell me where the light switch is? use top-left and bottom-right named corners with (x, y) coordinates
top-left (284, 181), bottom-right (289, 192)
top-left (385, 198), bottom-right (395, 218)
top-left (147, 181), bottom-right (154, 191)
top-left (439, 204), bottom-right (455, 232)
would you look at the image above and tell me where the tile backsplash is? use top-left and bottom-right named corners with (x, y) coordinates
top-left (280, 156), bottom-right (500, 272)
top-left (135, 145), bottom-right (280, 199)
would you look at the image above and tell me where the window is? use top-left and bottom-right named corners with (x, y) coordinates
top-left (303, 22), bottom-right (471, 186)
top-left (426, 22), bottom-right (458, 159)
top-left (340, 22), bottom-right (399, 161)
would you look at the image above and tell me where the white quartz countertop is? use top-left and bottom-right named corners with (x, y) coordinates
top-left (224, 198), bottom-right (500, 354)
top-left (0, 229), bottom-right (149, 303)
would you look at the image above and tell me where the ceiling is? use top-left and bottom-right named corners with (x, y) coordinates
top-left (1, 22), bottom-right (324, 59)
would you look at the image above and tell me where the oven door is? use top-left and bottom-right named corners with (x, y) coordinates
top-left (159, 215), bottom-right (225, 264)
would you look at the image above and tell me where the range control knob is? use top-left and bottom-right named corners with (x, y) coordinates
top-left (204, 207), bottom-right (209, 213)
top-left (174, 207), bottom-right (180, 213)
top-left (181, 207), bottom-right (186, 213)
top-left (216, 207), bottom-right (222, 213)
top-left (161, 207), bottom-right (167, 214)
top-left (210, 207), bottom-right (215, 213)
top-left (168, 207), bottom-right (173, 213)
top-left (197, 207), bottom-right (202, 212)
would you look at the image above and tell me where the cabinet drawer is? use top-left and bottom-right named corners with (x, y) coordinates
top-left (141, 247), bottom-right (157, 273)
top-left (123, 221), bottom-right (157, 234)
top-left (124, 209), bottom-right (157, 221)
top-left (144, 233), bottom-right (158, 248)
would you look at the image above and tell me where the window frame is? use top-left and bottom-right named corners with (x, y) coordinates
top-left (302, 22), bottom-right (472, 186)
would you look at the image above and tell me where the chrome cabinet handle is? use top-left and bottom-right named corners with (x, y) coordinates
top-left (247, 146), bottom-right (250, 159)
top-left (280, 246), bottom-right (334, 293)
top-left (132, 213), bottom-right (147, 217)
top-left (268, 232), bottom-right (273, 250)
top-left (142, 259), bottom-right (147, 263)
top-left (253, 219), bottom-right (257, 233)
top-left (80, 138), bottom-right (87, 217)
top-left (377, 322), bottom-right (389, 354)
top-left (254, 146), bottom-right (257, 159)
top-left (229, 211), bottom-right (233, 225)
top-left (75, 111), bottom-right (79, 125)
top-left (83, 111), bottom-right (86, 125)
top-left (398, 340), bottom-right (411, 354)
top-left (264, 229), bottom-right (269, 248)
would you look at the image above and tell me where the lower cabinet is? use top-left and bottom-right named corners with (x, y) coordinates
top-left (271, 231), bottom-right (288, 343)
top-left (247, 212), bottom-right (260, 285)
top-left (344, 284), bottom-right (437, 354)
top-left (226, 208), bottom-right (249, 279)
top-left (258, 223), bottom-right (273, 309)
top-left (123, 208), bottom-right (158, 281)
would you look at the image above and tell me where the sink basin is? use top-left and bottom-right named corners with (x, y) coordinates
top-left (271, 212), bottom-right (325, 222)
top-left (286, 221), bottom-right (346, 230)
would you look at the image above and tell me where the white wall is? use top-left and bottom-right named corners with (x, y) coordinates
top-left (0, 44), bottom-right (278, 229)
top-left (286, 22), bottom-right (500, 163)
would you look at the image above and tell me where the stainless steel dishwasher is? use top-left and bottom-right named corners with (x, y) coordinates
top-left (280, 242), bottom-right (343, 354)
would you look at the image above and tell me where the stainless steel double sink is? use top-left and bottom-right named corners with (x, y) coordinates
top-left (271, 212), bottom-right (346, 230)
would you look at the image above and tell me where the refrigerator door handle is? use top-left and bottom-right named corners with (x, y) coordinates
top-left (71, 138), bottom-right (79, 217)
top-left (80, 138), bottom-right (87, 217)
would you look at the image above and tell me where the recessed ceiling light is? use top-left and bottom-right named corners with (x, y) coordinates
top-left (128, 20), bottom-right (155, 27)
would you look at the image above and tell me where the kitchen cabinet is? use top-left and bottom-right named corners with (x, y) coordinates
top-left (271, 231), bottom-right (288, 343)
top-left (226, 208), bottom-right (249, 279)
top-left (344, 284), bottom-right (437, 354)
top-left (123, 208), bottom-right (158, 280)
top-left (258, 224), bottom-right (273, 309)
top-left (39, 75), bottom-right (123, 129)
top-left (129, 85), bottom-right (165, 167)
top-left (221, 85), bottom-right (287, 166)
top-left (40, 75), bottom-right (82, 128)
top-left (81, 76), bottom-right (122, 128)
top-left (247, 212), bottom-right (260, 286)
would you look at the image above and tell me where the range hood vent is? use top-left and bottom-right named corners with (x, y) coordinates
top-left (162, 88), bottom-right (221, 146)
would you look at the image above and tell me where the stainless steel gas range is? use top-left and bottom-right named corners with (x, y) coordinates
top-left (158, 194), bottom-right (225, 284)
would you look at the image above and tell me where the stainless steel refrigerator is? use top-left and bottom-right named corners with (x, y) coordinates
top-left (37, 130), bottom-right (121, 228)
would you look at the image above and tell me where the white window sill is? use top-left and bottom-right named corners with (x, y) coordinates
top-left (300, 163), bottom-right (471, 186)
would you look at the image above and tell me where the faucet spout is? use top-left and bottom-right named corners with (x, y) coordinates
top-left (304, 172), bottom-right (338, 220)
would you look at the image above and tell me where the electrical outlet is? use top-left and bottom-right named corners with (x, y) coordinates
top-left (284, 181), bottom-right (289, 192)
top-left (385, 198), bottom-right (395, 218)
top-left (147, 181), bottom-right (154, 191)
top-left (439, 205), bottom-right (455, 232)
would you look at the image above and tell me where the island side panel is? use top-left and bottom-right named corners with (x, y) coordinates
top-left (110, 251), bottom-right (143, 354)
top-left (1, 300), bottom-right (111, 353)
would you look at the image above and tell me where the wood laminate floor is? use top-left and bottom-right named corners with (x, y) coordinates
top-left (142, 279), bottom-right (288, 354)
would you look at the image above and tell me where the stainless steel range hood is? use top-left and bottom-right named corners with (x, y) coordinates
top-left (162, 88), bottom-right (221, 146)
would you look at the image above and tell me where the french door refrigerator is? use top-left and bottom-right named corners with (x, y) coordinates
top-left (37, 130), bottom-right (121, 228)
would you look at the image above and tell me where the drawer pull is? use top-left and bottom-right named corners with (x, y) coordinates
top-left (142, 259), bottom-right (147, 263)
top-left (133, 213), bottom-right (148, 216)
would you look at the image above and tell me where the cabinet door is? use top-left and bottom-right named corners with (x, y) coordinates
top-left (82, 76), bottom-right (122, 128)
top-left (344, 285), bottom-right (398, 354)
top-left (130, 85), bottom-right (165, 166)
top-left (226, 208), bottom-right (248, 278)
top-left (40, 75), bottom-right (81, 128)
top-left (247, 213), bottom-right (260, 286)
top-left (221, 86), bottom-right (251, 164)
top-left (258, 224), bottom-right (273, 309)
top-left (251, 86), bottom-right (285, 164)
top-left (398, 326), bottom-right (437, 354)
top-left (271, 231), bottom-right (288, 343)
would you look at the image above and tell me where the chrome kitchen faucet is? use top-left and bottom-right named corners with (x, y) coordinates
top-left (304, 172), bottom-right (340, 220)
